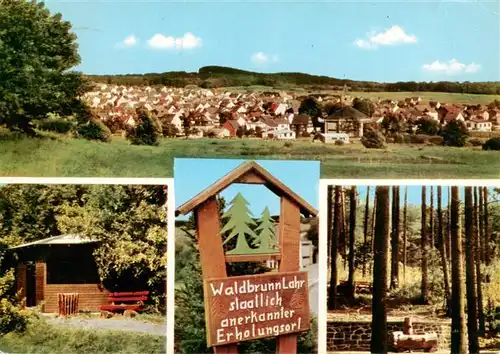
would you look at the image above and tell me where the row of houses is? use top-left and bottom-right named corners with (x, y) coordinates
top-left (83, 85), bottom-right (500, 141)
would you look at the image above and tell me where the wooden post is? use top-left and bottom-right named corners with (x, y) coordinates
top-left (404, 317), bottom-right (413, 335)
top-left (16, 263), bottom-right (27, 307)
top-left (195, 196), bottom-right (238, 354)
top-left (276, 196), bottom-right (301, 354)
top-left (35, 260), bottom-right (46, 309)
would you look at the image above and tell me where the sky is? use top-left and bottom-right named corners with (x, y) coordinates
top-left (44, 0), bottom-right (499, 83)
top-left (174, 158), bottom-right (320, 220)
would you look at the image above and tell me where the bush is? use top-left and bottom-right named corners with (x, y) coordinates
top-left (75, 119), bottom-right (111, 142)
top-left (283, 141), bottom-right (293, 148)
top-left (161, 123), bottom-right (179, 138)
top-left (361, 130), bottom-right (387, 149)
top-left (126, 108), bottom-right (161, 146)
top-left (0, 270), bottom-right (31, 335)
top-left (483, 137), bottom-right (500, 151)
top-left (206, 130), bottom-right (217, 138)
top-left (440, 121), bottom-right (469, 147)
top-left (334, 139), bottom-right (345, 146)
top-left (410, 134), bottom-right (430, 144)
top-left (469, 138), bottom-right (483, 147)
top-left (392, 133), bottom-right (405, 144)
top-left (36, 118), bottom-right (75, 134)
top-left (428, 135), bottom-right (444, 146)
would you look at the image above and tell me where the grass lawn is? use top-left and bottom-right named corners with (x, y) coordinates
top-left (0, 318), bottom-right (165, 354)
top-left (222, 87), bottom-right (500, 105)
top-left (1, 133), bottom-right (499, 178)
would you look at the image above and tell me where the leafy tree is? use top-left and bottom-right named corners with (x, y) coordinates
top-left (380, 113), bottom-right (407, 135)
top-left (483, 137), bottom-right (500, 151)
top-left (75, 115), bottom-right (111, 142)
top-left (127, 108), bottom-right (161, 146)
top-left (236, 126), bottom-right (246, 138)
top-left (220, 193), bottom-right (258, 254)
top-left (0, 0), bottom-right (89, 136)
top-left (352, 98), bottom-right (375, 117)
top-left (56, 185), bottom-right (168, 310)
top-left (253, 207), bottom-right (278, 253)
top-left (416, 116), bottom-right (441, 135)
top-left (299, 97), bottom-right (321, 118)
top-left (162, 123), bottom-right (179, 138)
top-left (440, 121), bottom-right (469, 147)
top-left (361, 130), bottom-right (387, 149)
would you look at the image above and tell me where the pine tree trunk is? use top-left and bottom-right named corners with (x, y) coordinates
top-left (369, 193), bottom-right (377, 275)
top-left (328, 186), bottom-right (342, 310)
top-left (327, 186), bottom-right (333, 263)
top-left (465, 187), bottom-right (479, 354)
top-left (478, 186), bottom-right (485, 263)
top-left (447, 186), bottom-right (452, 265)
top-left (475, 187), bottom-right (486, 336)
top-left (341, 189), bottom-right (348, 271)
top-left (421, 186), bottom-right (429, 304)
top-left (430, 186), bottom-right (434, 249)
top-left (390, 186), bottom-right (400, 290)
top-left (450, 186), bottom-right (467, 354)
top-left (403, 186), bottom-right (408, 285)
top-left (483, 186), bottom-right (490, 266)
top-left (362, 186), bottom-right (370, 278)
top-left (347, 186), bottom-right (357, 300)
top-left (370, 186), bottom-right (390, 354)
top-left (437, 186), bottom-right (451, 313)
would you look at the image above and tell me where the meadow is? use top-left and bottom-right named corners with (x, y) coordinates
top-left (1, 132), bottom-right (499, 178)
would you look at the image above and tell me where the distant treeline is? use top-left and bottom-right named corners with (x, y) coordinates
top-left (86, 66), bottom-right (500, 95)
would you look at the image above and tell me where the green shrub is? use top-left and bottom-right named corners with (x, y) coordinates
top-left (36, 118), bottom-right (75, 134)
top-left (428, 135), bottom-right (444, 146)
top-left (440, 121), bottom-right (469, 147)
top-left (392, 133), bottom-right (405, 144)
top-left (0, 270), bottom-right (31, 335)
top-left (284, 141), bottom-right (293, 148)
top-left (483, 137), bottom-right (500, 151)
top-left (469, 138), bottom-right (483, 147)
top-left (334, 139), bottom-right (345, 146)
top-left (361, 130), bottom-right (387, 149)
top-left (75, 119), bottom-right (111, 142)
top-left (410, 134), bottom-right (430, 144)
top-left (127, 108), bottom-right (161, 146)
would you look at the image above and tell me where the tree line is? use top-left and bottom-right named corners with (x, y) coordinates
top-left (88, 67), bottom-right (500, 95)
top-left (327, 185), bottom-right (499, 353)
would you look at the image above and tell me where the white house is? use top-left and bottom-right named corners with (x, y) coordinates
top-left (466, 120), bottom-right (492, 132)
top-left (267, 129), bottom-right (296, 140)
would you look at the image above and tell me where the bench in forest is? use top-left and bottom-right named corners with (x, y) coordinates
top-left (337, 280), bottom-right (373, 295)
top-left (392, 317), bottom-right (438, 353)
top-left (100, 291), bottom-right (149, 314)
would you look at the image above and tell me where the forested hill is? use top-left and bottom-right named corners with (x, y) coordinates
top-left (86, 65), bottom-right (500, 95)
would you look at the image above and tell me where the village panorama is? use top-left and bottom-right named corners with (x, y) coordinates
top-left (82, 83), bottom-right (500, 146)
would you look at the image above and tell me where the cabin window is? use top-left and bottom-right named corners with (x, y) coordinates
top-left (46, 248), bottom-right (100, 284)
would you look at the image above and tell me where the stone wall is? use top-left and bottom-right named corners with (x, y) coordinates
top-left (327, 319), bottom-right (451, 352)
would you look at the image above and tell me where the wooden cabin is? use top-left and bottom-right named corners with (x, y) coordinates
top-left (11, 234), bottom-right (109, 313)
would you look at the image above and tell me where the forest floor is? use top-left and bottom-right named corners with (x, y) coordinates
top-left (1, 129), bottom-right (500, 179)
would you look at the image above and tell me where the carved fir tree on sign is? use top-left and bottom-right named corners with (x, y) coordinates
top-left (220, 193), bottom-right (258, 255)
top-left (253, 207), bottom-right (280, 254)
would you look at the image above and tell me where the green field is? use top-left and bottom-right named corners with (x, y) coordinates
top-left (224, 87), bottom-right (500, 105)
top-left (1, 132), bottom-right (499, 179)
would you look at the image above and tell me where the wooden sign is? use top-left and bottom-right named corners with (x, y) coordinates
top-left (204, 271), bottom-right (310, 347)
top-left (176, 161), bottom-right (318, 354)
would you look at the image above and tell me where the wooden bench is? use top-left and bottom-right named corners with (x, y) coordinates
top-left (392, 317), bottom-right (438, 353)
top-left (100, 291), bottom-right (149, 313)
top-left (337, 280), bottom-right (373, 295)
top-left (392, 331), bottom-right (438, 352)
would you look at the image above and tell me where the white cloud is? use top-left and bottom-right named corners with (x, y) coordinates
top-left (251, 52), bottom-right (279, 65)
top-left (147, 32), bottom-right (202, 50)
top-left (355, 25), bottom-right (417, 50)
top-left (123, 35), bottom-right (137, 47)
top-left (115, 35), bottom-right (138, 49)
top-left (422, 59), bottom-right (481, 75)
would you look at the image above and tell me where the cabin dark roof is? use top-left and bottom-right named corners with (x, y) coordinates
top-left (291, 114), bottom-right (311, 125)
